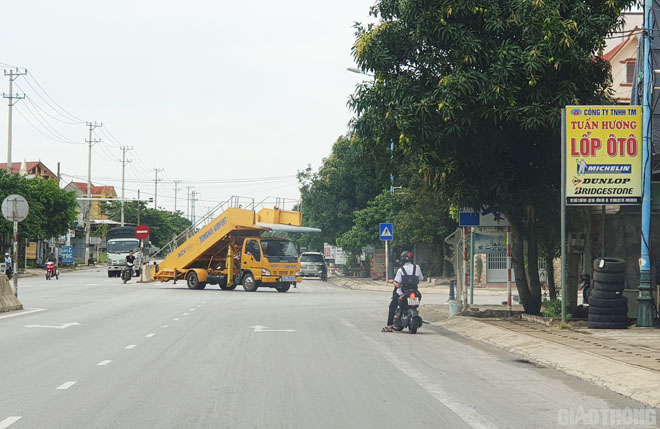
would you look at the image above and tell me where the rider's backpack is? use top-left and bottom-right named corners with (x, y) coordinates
top-left (400, 265), bottom-right (419, 290)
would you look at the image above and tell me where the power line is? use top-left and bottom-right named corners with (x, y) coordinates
top-left (24, 72), bottom-right (85, 123)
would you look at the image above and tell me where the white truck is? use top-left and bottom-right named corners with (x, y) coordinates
top-left (106, 226), bottom-right (142, 278)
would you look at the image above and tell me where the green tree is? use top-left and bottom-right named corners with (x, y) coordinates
top-left (351, 0), bottom-right (634, 313)
top-left (298, 134), bottom-right (390, 248)
top-left (0, 171), bottom-right (77, 244)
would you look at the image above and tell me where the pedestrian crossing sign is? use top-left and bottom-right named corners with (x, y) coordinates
top-left (379, 223), bottom-right (393, 241)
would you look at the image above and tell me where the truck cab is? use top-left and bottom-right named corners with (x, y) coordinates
top-left (239, 237), bottom-right (300, 292)
top-left (106, 226), bottom-right (143, 278)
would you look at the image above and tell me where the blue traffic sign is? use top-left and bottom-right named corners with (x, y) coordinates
top-left (379, 223), bottom-right (393, 241)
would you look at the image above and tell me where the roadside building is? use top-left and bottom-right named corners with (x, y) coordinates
top-left (0, 160), bottom-right (57, 180)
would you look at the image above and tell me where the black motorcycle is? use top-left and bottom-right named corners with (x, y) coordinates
top-left (393, 288), bottom-right (423, 334)
top-left (121, 262), bottom-right (134, 284)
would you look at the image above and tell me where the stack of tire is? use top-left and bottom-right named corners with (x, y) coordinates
top-left (588, 257), bottom-right (628, 329)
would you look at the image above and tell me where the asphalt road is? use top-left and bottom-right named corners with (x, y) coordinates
top-left (0, 270), bottom-right (654, 428)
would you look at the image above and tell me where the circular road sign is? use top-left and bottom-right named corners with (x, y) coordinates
top-left (135, 224), bottom-right (150, 239)
top-left (1, 194), bottom-right (29, 222)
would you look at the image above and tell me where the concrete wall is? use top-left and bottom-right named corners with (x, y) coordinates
top-left (589, 209), bottom-right (660, 289)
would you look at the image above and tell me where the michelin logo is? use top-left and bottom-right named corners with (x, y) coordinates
top-left (576, 159), bottom-right (631, 175)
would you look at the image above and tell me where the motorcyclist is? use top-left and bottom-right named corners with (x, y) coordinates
top-left (4, 252), bottom-right (13, 279)
top-left (46, 253), bottom-right (56, 263)
top-left (382, 250), bottom-right (424, 332)
top-left (125, 250), bottom-right (136, 276)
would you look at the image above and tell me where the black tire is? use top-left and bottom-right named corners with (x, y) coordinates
top-left (410, 320), bottom-right (418, 334)
top-left (593, 271), bottom-right (626, 284)
top-left (588, 313), bottom-right (628, 323)
top-left (55, 271), bottom-right (59, 280)
top-left (588, 305), bottom-right (629, 315)
top-left (276, 283), bottom-right (290, 292)
top-left (107, 272), bottom-right (113, 278)
top-left (588, 321), bottom-right (628, 329)
top-left (220, 284), bottom-right (237, 291)
top-left (122, 270), bottom-right (129, 284)
top-left (590, 289), bottom-right (623, 300)
top-left (45, 272), bottom-right (50, 280)
top-left (242, 273), bottom-right (258, 292)
top-left (187, 272), bottom-right (199, 289)
top-left (593, 281), bottom-right (625, 293)
top-left (593, 257), bottom-right (626, 273)
top-left (197, 282), bottom-right (207, 290)
top-left (586, 296), bottom-right (627, 308)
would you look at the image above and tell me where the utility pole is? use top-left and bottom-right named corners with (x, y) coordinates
top-left (120, 146), bottom-right (133, 226)
top-left (3, 68), bottom-right (27, 173)
top-left (85, 121), bottom-right (102, 265)
top-left (137, 190), bottom-right (141, 225)
top-left (173, 180), bottom-right (182, 213)
top-left (191, 190), bottom-right (198, 226)
top-left (187, 186), bottom-right (192, 221)
top-left (153, 168), bottom-right (163, 210)
top-left (638, 1), bottom-right (655, 326)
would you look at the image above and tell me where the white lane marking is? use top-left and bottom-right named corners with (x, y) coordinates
top-left (87, 284), bottom-right (98, 286)
top-left (0, 308), bottom-right (46, 320)
top-left (202, 301), bottom-right (206, 304)
top-left (125, 345), bottom-right (136, 350)
top-left (97, 360), bottom-right (112, 366)
top-left (190, 308), bottom-right (196, 311)
top-left (197, 305), bottom-right (202, 307)
top-left (161, 325), bottom-right (169, 328)
top-left (183, 313), bottom-right (189, 316)
top-left (342, 320), bottom-right (495, 429)
top-left (56, 381), bottom-right (77, 390)
top-left (24, 322), bottom-right (81, 329)
top-left (145, 333), bottom-right (155, 338)
top-left (0, 416), bottom-right (22, 428)
top-left (249, 325), bottom-right (296, 333)
top-left (173, 318), bottom-right (180, 321)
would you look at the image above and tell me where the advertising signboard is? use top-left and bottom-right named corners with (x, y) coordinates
top-left (565, 106), bottom-right (642, 205)
top-left (61, 246), bottom-right (74, 264)
top-left (26, 242), bottom-right (37, 259)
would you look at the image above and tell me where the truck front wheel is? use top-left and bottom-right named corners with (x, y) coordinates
top-left (187, 272), bottom-right (199, 289)
top-left (276, 283), bottom-right (290, 292)
top-left (242, 273), bottom-right (258, 292)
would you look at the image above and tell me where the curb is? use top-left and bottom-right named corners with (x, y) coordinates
top-left (434, 316), bottom-right (660, 408)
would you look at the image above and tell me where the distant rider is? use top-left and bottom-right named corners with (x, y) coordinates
top-left (382, 250), bottom-right (424, 332)
top-left (4, 252), bottom-right (13, 279)
top-left (125, 250), bottom-right (136, 275)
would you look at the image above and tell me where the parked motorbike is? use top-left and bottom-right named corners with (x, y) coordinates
top-left (45, 261), bottom-right (59, 280)
top-left (121, 262), bottom-right (134, 284)
top-left (393, 289), bottom-right (423, 334)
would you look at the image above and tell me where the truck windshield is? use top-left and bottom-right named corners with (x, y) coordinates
top-left (261, 240), bottom-right (297, 258)
top-left (108, 240), bottom-right (140, 253)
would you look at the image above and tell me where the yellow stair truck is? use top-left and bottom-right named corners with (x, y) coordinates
top-left (152, 197), bottom-right (319, 292)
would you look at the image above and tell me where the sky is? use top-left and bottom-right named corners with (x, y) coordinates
top-left (0, 0), bottom-right (376, 216)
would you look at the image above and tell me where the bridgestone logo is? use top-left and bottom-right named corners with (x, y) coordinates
top-left (574, 188), bottom-right (634, 195)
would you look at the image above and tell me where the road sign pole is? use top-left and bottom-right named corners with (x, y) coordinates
top-left (561, 108), bottom-right (567, 324)
top-left (469, 227), bottom-right (474, 305)
top-left (385, 240), bottom-right (389, 283)
top-left (12, 199), bottom-right (18, 297)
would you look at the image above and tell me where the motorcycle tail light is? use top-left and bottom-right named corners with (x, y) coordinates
top-left (410, 292), bottom-right (417, 298)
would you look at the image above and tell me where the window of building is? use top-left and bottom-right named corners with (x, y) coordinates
top-left (626, 61), bottom-right (636, 83)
